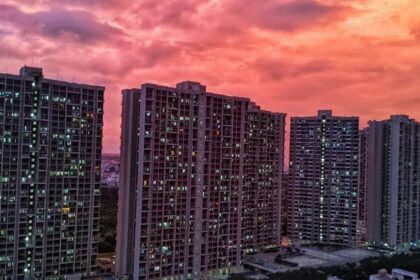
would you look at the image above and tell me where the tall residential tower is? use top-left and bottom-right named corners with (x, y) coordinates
top-left (116, 81), bottom-right (285, 279)
top-left (288, 110), bottom-right (359, 246)
top-left (366, 115), bottom-right (420, 249)
top-left (357, 128), bottom-right (369, 245)
top-left (0, 67), bottom-right (104, 279)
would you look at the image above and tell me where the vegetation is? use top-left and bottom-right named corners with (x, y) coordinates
top-left (228, 251), bottom-right (420, 280)
top-left (98, 187), bottom-right (118, 253)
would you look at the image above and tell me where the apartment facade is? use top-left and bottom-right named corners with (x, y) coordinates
top-left (116, 81), bottom-right (285, 279)
top-left (280, 172), bottom-right (289, 237)
top-left (357, 128), bottom-right (369, 245)
top-left (0, 67), bottom-right (104, 279)
top-left (288, 110), bottom-right (359, 246)
top-left (366, 115), bottom-right (420, 249)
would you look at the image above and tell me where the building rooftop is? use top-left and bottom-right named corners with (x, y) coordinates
top-left (370, 268), bottom-right (418, 280)
top-left (318, 109), bottom-right (333, 117)
top-left (291, 110), bottom-right (358, 120)
top-left (19, 66), bottom-right (43, 77)
top-left (176, 81), bottom-right (206, 92)
top-left (390, 114), bottom-right (410, 121)
top-left (1, 66), bottom-right (105, 90)
top-left (244, 247), bottom-right (380, 274)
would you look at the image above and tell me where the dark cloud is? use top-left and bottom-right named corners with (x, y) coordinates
top-left (257, 0), bottom-right (340, 30)
top-left (139, 41), bottom-right (182, 68)
top-left (254, 58), bottom-right (331, 81)
top-left (226, 0), bottom-right (351, 31)
top-left (0, 4), bottom-right (123, 42)
top-left (131, 0), bottom-right (351, 34)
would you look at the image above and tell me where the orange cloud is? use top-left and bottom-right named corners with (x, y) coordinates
top-left (0, 0), bottom-right (419, 154)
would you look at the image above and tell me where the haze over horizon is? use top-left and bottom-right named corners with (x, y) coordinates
top-left (1, 0), bottom-right (419, 154)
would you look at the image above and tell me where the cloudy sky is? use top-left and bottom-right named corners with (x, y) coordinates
top-left (1, 0), bottom-right (419, 153)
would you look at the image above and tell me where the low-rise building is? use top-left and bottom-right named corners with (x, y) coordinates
top-left (369, 268), bottom-right (418, 280)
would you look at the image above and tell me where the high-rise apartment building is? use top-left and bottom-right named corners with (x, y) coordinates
top-left (357, 128), bottom-right (369, 245)
top-left (0, 67), bottom-right (104, 279)
top-left (365, 115), bottom-right (420, 249)
top-left (116, 81), bottom-right (285, 279)
top-left (288, 110), bottom-right (359, 246)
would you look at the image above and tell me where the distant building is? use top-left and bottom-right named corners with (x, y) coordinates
top-left (116, 82), bottom-right (286, 279)
top-left (0, 67), bottom-right (104, 279)
top-left (369, 268), bottom-right (418, 280)
top-left (244, 246), bottom-right (378, 274)
top-left (366, 115), bottom-right (420, 249)
top-left (288, 110), bottom-right (359, 246)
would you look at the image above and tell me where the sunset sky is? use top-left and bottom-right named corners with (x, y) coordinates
top-left (1, 0), bottom-right (419, 153)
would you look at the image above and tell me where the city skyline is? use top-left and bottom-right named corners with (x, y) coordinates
top-left (1, 1), bottom-right (420, 279)
top-left (0, 0), bottom-right (419, 154)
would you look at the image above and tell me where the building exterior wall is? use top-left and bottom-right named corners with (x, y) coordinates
top-left (288, 110), bottom-right (359, 246)
top-left (357, 128), bottom-right (369, 245)
top-left (116, 81), bottom-right (285, 279)
top-left (242, 109), bottom-right (285, 253)
top-left (115, 89), bottom-right (141, 275)
top-left (0, 67), bottom-right (104, 279)
top-left (281, 172), bottom-right (289, 238)
top-left (366, 115), bottom-right (420, 248)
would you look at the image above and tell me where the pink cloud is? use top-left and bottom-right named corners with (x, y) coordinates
top-left (0, 0), bottom-right (419, 154)
top-left (0, 4), bottom-right (123, 42)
